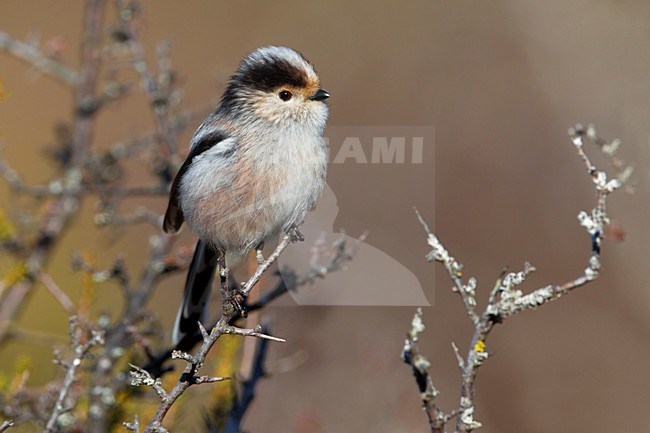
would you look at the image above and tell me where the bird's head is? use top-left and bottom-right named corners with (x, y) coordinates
top-left (220, 46), bottom-right (329, 130)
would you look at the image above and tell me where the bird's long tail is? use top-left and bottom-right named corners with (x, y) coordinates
top-left (172, 239), bottom-right (219, 346)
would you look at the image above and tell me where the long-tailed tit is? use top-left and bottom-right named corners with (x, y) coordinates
top-left (163, 46), bottom-right (330, 345)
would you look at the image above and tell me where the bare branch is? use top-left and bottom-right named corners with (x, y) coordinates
top-left (114, 0), bottom-right (179, 155)
top-left (129, 364), bottom-right (169, 401)
top-left (93, 206), bottom-right (161, 228)
top-left (406, 124), bottom-right (630, 433)
top-left (38, 273), bottom-right (76, 314)
top-left (0, 420), bottom-right (14, 432)
top-left (401, 308), bottom-right (449, 433)
top-left (138, 230), bottom-right (292, 432)
top-left (0, 156), bottom-right (59, 197)
top-left (123, 416), bottom-right (140, 433)
top-left (299, 230), bottom-right (368, 286)
top-left (193, 375), bottom-right (229, 385)
top-left (451, 342), bottom-right (464, 371)
top-left (0, 31), bottom-right (78, 85)
top-left (219, 323), bottom-right (286, 343)
top-left (142, 231), bottom-right (367, 376)
top-left (44, 318), bottom-right (105, 433)
top-left (240, 234), bottom-right (294, 297)
top-left (7, 327), bottom-right (67, 347)
top-left (415, 208), bottom-right (480, 324)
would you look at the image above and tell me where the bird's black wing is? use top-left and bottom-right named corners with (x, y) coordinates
top-left (163, 128), bottom-right (232, 234)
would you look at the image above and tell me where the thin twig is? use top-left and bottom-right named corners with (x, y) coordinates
top-left (241, 234), bottom-right (294, 297)
top-left (115, 0), bottom-right (178, 156)
top-left (298, 230), bottom-right (368, 286)
top-left (123, 416), bottom-right (140, 433)
top-left (44, 319), bottom-right (105, 433)
top-left (401, 308), bottom-right (449, 433)
top-left (38, 273), bottom-right (76, 314)
top-left (0, 31), bottom-right (78, 85)
top-left (415, 208), bottom-right (480, 325)
top-left (0, 420), bottom-right (14, 432)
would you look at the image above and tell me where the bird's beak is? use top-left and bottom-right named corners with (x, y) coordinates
top-left (310, 89), bottom-right (330, 101)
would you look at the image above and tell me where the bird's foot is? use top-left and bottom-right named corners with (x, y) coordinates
top-left (288, 227), bottom-right (305, 243)
top-left (224, 290), bottom-right (247, 318)
top-left (219, 264), bottom-right (247, 318)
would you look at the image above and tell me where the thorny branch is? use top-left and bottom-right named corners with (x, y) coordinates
top-left (143, 231), bottom-right (367, 377)
top-left (404, 124), bottom-right (630, 433)
top-left (134, 231), bottom-right (365, 432)
top-left (132, 237), bottom-right (289, 433)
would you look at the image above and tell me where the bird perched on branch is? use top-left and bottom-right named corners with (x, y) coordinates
top-left (163, 46), bottom-right (330, 345)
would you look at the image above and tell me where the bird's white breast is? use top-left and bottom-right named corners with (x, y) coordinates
top-left (179, 124), bottom-right (328, 262)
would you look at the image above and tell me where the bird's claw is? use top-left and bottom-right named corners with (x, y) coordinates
top-left (225, 290), bottom-right (247, 318)
top-left (288, 227), bottom-right (305, 242)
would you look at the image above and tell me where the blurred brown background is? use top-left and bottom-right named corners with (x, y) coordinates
top-left (1, 1), bottom-right (649, 432)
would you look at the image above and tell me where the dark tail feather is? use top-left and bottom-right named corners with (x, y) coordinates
top-left (172, 240), bottom-right (219, 345)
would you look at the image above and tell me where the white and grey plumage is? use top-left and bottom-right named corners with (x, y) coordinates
top-left (163, 46), bottom-right (330, 345)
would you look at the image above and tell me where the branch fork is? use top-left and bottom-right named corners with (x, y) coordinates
top-left (405, 124), bottom-right (631, 433)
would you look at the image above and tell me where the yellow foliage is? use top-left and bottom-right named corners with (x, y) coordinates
top-left (0, 77), bottom-right (6, 101)
top-left (196, 335), bottom-right (242, 429)
top-left (0, 373), bottom-right (8, 392)
top-left (0, 355), bottom-right (30, 394)
top-left (0, 209), bottom-right (17, 241)
top-left (13, 354), bottom-right (32, 374)
top-left (79, 251), bottom-right (96, 320)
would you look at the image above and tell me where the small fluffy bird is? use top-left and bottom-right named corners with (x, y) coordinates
top-left (163, 46), bottom-right (330, 345)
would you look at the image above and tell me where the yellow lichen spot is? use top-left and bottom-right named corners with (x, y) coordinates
top-left (0, 373), bottom-right (8, 392)
top-left (474, 340), bottom-right (486, 353)
top-left (3, 262), bottom-right (28, 287)
top-left (456, 270), bottom-right (463, 277)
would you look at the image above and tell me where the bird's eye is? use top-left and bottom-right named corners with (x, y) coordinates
top-left (278, 90), bottom-right (292, 101)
